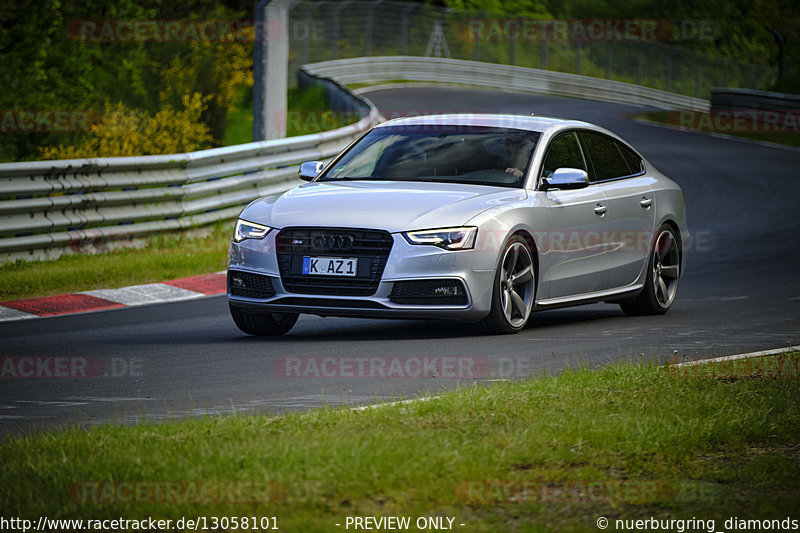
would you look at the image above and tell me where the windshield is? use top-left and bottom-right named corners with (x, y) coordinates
top-left (318, 125), bottom-right (540, 188)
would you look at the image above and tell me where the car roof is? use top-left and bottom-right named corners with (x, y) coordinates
top-left (376, 113), bottom-right (597, 137)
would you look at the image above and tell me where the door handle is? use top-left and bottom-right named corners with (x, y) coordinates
top-left (640, 196), bottom-right (653, 209)
top-left (594, 203), bottom-right (607, 216)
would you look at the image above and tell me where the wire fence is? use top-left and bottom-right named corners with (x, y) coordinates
top-left (287, 1), bottom-right (775, 100)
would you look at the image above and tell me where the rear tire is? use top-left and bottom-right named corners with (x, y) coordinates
top-left (620, 225), bottom-right (681, 316)
top-left (229, 304), bottom-right (298, 336)
top-left (479, 235), bottom-right (536, 334)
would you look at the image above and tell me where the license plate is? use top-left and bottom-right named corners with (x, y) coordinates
top-left (302, 256), bottom-right (358, 277)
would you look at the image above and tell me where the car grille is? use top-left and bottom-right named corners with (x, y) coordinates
top-left (228, 270), bottom-right (276, 299)
top-left (276, 227), bottom-right (393, 296)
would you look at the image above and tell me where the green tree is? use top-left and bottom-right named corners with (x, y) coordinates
top-left (1, 0), bottom-right (253, 161)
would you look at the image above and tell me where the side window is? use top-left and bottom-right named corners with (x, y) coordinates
top-left (579, 132), bottom-right (634, 181)
top-left (618, 143), bottom-right (644, 175)
top-left (540, 133), bottom-right (586, 181)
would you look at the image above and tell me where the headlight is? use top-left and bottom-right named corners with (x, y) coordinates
top-left (233, 219), bottom-right (271, 243)
top-left (402, 227), bottom-right (478, 250)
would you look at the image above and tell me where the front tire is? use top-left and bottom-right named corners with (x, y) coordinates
top-left (479, 236), bottom-right (536, 334)
top-left (620, 225), bottom-right (681, 316)
top-left (229, 304), bottom-right (298, 336)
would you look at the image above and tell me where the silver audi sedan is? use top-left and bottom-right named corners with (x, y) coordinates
top-left (228, 114), bottom-right (688, 335)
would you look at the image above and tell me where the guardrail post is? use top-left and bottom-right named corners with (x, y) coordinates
top-left (637, 43), bottom-right (644, 85)
top-left (472, 11), bottom-right (482, 61)
top-left (400, 4), bottom-right (416, 56)
top-left (665, 53), bottom-right (672, 92)
top-left (510, 32), bottom-right (516, 66)
top-left (332, 0), bottom-right (353, 60)
top-left (540, 39), bottom-right (547, 69)
top-left (301, 1), bottom-right (325, 67)
top-left (364, 0), bottom-right (385, 57)
top-left (695, 59), bottom-right (703, 98)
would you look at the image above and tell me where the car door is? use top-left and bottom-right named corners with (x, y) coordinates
top-left (578, 131), bottom-right (656, 290)
top-left (537, 132), bottom-right (611, 300)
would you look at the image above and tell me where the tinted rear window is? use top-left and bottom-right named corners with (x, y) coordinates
top-left (619, 143), bottom-right (644, 174)
top-left (579, 132), bottom-right (635, 181)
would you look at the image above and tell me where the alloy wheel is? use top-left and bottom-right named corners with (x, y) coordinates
top-left (652, 229), bottom-right (680, 308)
top-left (499, 241), bottom-right (535, 327)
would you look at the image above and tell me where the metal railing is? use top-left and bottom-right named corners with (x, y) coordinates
top-left (287, 1), bottom-right (775, 99)
top-left (0, 90), bottom-right (382, 262)
top-left (711, 88), bottom-right (800, 112)
top-left (1, 53), bottom-right (715, 262)
top-left (303, 56), bottom-right (709, 111)
top-left (2, 1), bottom-right (777, 263)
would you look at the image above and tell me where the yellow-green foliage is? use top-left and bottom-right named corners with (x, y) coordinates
top-left (39, 94), bottom-right (213, 159)
top-left (37, 39), bottom-right (252, 160)
top-left (160, 41), bottom-right (253, 121)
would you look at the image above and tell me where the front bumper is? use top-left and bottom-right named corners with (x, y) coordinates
top-left (227, 231), bottom-right (495, 321)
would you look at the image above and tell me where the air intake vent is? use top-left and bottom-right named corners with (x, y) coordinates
top-left (228, 270), bottom-right (276, 299)
top-left (390, 279), bottom-right (467, 305)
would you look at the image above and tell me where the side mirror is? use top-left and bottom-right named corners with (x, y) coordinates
top-left (541, 168), bottom-right (590, 190)
top-left (298, 161), bottom-right (324, 181)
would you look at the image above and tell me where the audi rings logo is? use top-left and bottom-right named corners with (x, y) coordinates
top-left (312, 233), bottom-right (355, 251)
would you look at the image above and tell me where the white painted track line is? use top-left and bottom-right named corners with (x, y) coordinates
top-left (0, 305), bottom-right (37, 322)
top-left (81, 283), bottom-right (205, 306)
top-left (672, 345), bottom-right (800, 367)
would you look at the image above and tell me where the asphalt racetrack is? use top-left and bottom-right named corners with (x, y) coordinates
top-left (2, 87), bottom-right (799, 433)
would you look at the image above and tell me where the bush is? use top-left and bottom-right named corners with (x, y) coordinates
top-left (38, 93), bottom-right (213, 159)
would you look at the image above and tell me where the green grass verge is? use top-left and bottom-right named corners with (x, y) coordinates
top-left (635, 110), bottom-right (800, 148)
top-left (0, 221), bottom-right (232, 300)
top-left (2, 354), bottom-right (798, 532)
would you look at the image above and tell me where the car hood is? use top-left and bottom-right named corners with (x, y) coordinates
top-left (239, 180), bottom-right (527, 232)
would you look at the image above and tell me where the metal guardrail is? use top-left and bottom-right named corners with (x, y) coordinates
top-left (1, 56), bottom-right (708, 263)
top-left (711, 88), bottom-right (800, 113)
top-left (304, 56), bottom-right (710, 112)
top-left (0, 93), bottom-right (382, 262)
top-left (288, 0), bottom-right (774, 100)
